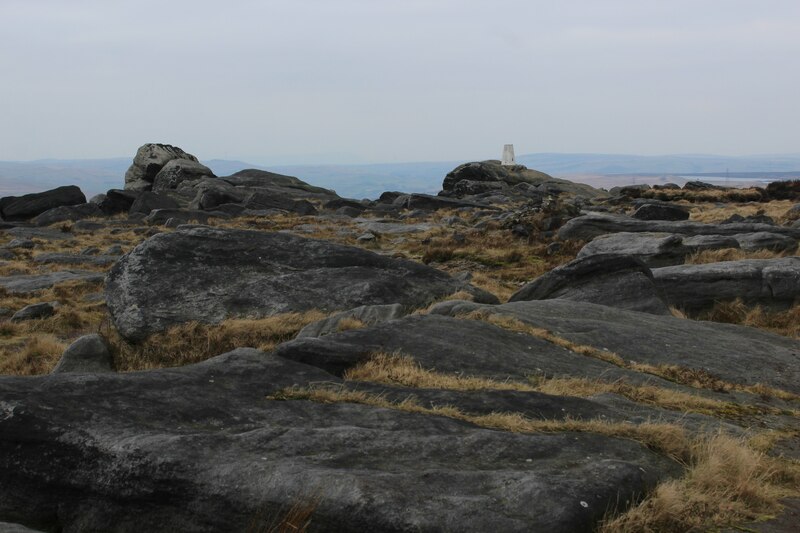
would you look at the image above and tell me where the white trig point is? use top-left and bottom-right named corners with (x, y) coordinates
top-left (501, 144), bottom-right (516, 166)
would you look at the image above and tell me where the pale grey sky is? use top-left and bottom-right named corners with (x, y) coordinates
top-left (1, 0), bottom-right (798, 163)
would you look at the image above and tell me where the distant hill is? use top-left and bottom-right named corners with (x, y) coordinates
top-left (2, 153), bottom-right (800, 200)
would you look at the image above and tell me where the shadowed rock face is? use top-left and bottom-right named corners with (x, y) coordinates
top-left (0, 186), bottom-right (86, 221)
top-left (0, 348), bottom-right (680, 533)
top-left (509, 254), bottom-right (671, 315)
top-left (105, 226), bottom-right (498, 341)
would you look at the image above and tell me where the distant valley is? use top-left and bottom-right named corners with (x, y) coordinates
top-left (2, 152), bottom-right (800, 200)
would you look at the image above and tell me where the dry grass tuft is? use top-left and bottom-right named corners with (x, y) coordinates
top-left (691, 299), bottom-right (800, 340)
top-left (110, 311), bottom-right (328, 371)
top-left (345, 352), bottom-right (536, 392)
top-left (685, 248), bottom-right (788, 265)
top-left (688, 200), bottom-right (795, 223)
top-left (248, 496), bottom-right (318, 533)
top-left (335, 317), bottom-right (367, 332)
top-left (271, 384), bottom-right (693, 462)
top-left (599, 433), bottom-right (800, 532)
top-left (346, 353), bottom-right (750, 417)
top-left (0, 334), bottom-right (67, 374)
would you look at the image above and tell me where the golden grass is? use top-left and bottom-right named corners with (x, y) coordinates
top-left (688, 200), bottom-right (795, 223)
top-left (0, 334), bottom-right (67, 374)
top-left (345, 353), bottom-right (752, 418)
top-left (685, 248), bottom-right (788, 265)
top-left (599, 433), bottom-right (800, 532)
top-left (270, 385), bottom-right (693, 462)
top-left (335, 317), bottom-right (366, 332)
top-left (462, 310), bottom-right (799, 402)
top-left (109, 310), bottom-right (328, 371)
top-left (248, 497), bottom-right (317, 533)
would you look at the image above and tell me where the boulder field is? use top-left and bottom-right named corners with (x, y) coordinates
top-left (1, 144), bottom-right (799, 531)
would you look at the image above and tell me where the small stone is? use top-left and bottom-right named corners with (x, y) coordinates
top-left (80, 246), bottom-right (101, 256)
top-left (52, 334), bottom-right (115, 374)
top-left (546, 242), bottom-right (562, 255)
top-left (106, 244), bottom-right (124, 255)
top-left (5, 238), bottom-right (35, 249)
top-left (357, 233), bottom-right (376, 242)
top-left (11, 302), bottom-right (59, 322)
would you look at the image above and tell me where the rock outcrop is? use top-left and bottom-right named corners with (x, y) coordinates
top-left (124, 143), bottom-right (202, 191)
top-left (558, 212), bottom-right (800, 242)
top-left (106, 226), bottom-right (498, 340)
top-left (0, 348), bottom-right (678, 532)
top-left (652, 257), bottom-right (800, 312)
top-left (509, 254), bottom-right (671, 315)
top-left (441, 160), bottom-right (603, 200)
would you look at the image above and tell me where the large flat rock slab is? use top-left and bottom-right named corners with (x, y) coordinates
top-left (430, 299), bottom-right (800, 395)
top-left (0, 349), bottom-right (678, 532)
top-left (652, 257), bottom-right (800, 312)
top-left (105, 226), bottom-right (497, 341)
top-left (559, 212), bottom-right (800, 242)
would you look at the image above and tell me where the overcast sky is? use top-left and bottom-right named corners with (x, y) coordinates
top-left (1, 0), bottom-right (798, 164)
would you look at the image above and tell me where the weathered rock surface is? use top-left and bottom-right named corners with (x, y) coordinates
top-left (577, 233), bottom-right (691, 268)
top-left (32, 253), bottom-right (120, 267)
top-left (558, 212), bottom-right (800, 242)
top-left (442, 161), bottom-right (602, 199)
top-left (652, 258), bottom-right (800, 312)
top-left (106, 226), bottom-right (498, 340)
top-left (733, 232), bottom-right (798, 253)
top-left (31, 203), bottom-right (103, 227)
top-left (0, 186), bottom-right (86, 221)
top-left (429, 299), bottom-right (800, 394)
top-left (221, 169), bottom-right (339, 202)
top-left (124, 143), bottom-right (200, 191)
top-left (0, 348), bottom-right (679, 532)
top-left (51, 334), bottom-right (114, 374)
top-left (296, 303), bottom-right (408, 338)
top-left (509, 254), bottom-right (671, 315)
top-left (0, 271), bottom-right (104, 294)
top-left (393, 193), bottom-right (492, 211)
top-left (152, 159), bottom-right (215, 192)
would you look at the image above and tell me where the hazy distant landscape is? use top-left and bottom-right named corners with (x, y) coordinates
top-left (2, 152), bottom-right (800, 200)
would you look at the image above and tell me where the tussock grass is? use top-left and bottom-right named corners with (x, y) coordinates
top-left (688, 200), bottom-right (795, 223)
top-left (0, 334), bottom-right (66, 374)
top-left (599, 433), bottom-right (800, 532)
top-left (346, 353), bottom-right (751, 418)
top-left (110, 311), bottom-right (327, 371)
top-left (462, 310), bottom-right (799, 402)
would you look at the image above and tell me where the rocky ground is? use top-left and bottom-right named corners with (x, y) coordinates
top-left (0, 143), bottom-right (799, 532)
